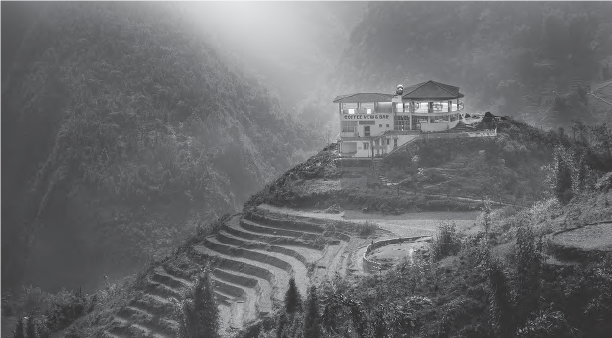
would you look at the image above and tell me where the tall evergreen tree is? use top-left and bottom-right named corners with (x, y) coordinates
top-left (13, 317), bottom-right (24, 338)
top-left (515, 225), bottom-right (540, 326)
top-left (276, 312), bottom-right (289, 338)
top-left (185, 269), bottom-right (219, 338)
top-left (488, 258), bottom-right (515, 338)
top-left (284, 277), bottom-right (302, 315)
top-left (554, 149), bottom-right (574, 204)
top-left (303, 286), bottom-right (321, 338)
top-left (26, 315), bottom-right (37, 338)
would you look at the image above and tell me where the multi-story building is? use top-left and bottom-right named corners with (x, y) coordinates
top-left (333, 80), bottom-right (465, 158)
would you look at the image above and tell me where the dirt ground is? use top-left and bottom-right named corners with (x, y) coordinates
top-left (367, 242), bottom-right (429, 261)
top-left (258, 204), bottom-right (480, 238)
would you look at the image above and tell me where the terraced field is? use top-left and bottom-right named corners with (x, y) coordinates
top-left (101, 207), bottom-right (372, 337)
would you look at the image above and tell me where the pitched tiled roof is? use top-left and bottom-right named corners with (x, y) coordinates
top-left (402, 80), bottom-right (464, 100)
top-left (332, 93), bottom-right (394, 103)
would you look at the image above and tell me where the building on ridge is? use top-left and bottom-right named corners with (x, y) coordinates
top-left (333, 80), bottom-right (465, 158)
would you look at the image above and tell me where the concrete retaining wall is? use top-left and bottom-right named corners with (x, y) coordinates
top-left (362, 236), bottom-right (432, 274)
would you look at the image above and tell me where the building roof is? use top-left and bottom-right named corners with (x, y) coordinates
top-left (402, 80), bottom-right (464, 100)
top-left (332, 93), bottom-right (394, 103)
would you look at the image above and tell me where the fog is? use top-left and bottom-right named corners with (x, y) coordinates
top-left (179, 1), bottom-right (362, 110)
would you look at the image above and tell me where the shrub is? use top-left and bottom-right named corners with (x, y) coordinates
top-left (431, 221), bottom-right (462, 261)
top-left (357, 221), bottom-right (377, 237)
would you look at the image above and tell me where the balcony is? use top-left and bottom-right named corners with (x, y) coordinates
top-left (341, 131), bottom-right (360, 137)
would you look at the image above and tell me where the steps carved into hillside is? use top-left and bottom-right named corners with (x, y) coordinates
top-left (102, 209), bottom-right (368, 337)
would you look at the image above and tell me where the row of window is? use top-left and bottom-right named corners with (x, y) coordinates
top-left (342, 115), bottom-right (459, 133)
top-left (363, 138), bottom-right (398, 150)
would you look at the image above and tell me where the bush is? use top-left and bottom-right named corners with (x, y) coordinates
top-left (357, 221), bottom-right (377, 237)
top-left (431, 221), bottom-right (462, 260)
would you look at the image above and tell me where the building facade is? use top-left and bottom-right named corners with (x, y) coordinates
top-left (333, 80), bottom-right (465, 158)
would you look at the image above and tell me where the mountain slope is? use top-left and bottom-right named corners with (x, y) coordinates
top-left (1, 1), bottom-right (321, 294)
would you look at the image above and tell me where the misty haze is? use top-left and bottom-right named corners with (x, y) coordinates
top-left (2, 1), bottom-right (612, 338)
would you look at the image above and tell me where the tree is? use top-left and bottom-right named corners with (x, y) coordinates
top-left (14, 317), bottom-right (24, 338)
top-left (603, 63), bottom-right (610, 81)
top-left (488, 258), bottom-right (515, 338)
top-left (185, 269), bottom-right (219, 338)
top-left (303, 286), bottom-right (321, 338)
top-left (284, 277), bottom-right (302, 315)
top-left (25, 315), bottom-right (37, 338)
top-left (515, 225), bottom-right (541, 326)
top-left (554, 149), bottom-right (574, 204)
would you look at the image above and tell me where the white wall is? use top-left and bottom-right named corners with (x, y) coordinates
top-left (420, 119), bottom-right (460, 132)
top-left (341, 113), bottom-right (393, 137)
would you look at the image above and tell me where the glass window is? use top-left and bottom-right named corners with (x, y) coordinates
top-left (364, 142), bottom-right (369, 150)
top-left (386, 138), bottom-right (390, 145)
top-left (394, 115), bottom-right (411, 131)
top-left (341, 121), bottom-right (358, 133)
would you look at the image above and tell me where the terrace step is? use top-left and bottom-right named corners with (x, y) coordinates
top-left (101, 332), bottom-right (125, 338)
top-left (240, 219), bottom-right (321, 240)
top-left (223, 222), bottom-right (327, 250)
top-left (129, 322), bottom-right (167, 338)
top-left (214, 290), bottom-right (236, 306)
top-left (211, 277), bottom-right (246, 299)
top-left (213, 267), bottom-right (273, 314)
top-left (245, 212), bottom-right (325, 233)
top-left (202, 237), bottom-right (294, 273)
top-left (117, 305), bottom-right (154, 321)
top-left (151, 267), bottom-right (193, 289)
top-left (187, 248), bottom-right (276, 287)
top-left (213, 268), bottom-right (258, 288)
top-left (217, 231), bottom-right (310, 266)
top-left (143, 282), bottom-right (183, 301)
top-left (212, 277), bottom-right (258, 325)
top-left (193, 245), bottom-right (288, 303)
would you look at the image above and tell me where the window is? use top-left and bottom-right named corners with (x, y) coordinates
top-left (364, 126), bottom-right (370, 137)
top-left (341, 121), bottom-right (358, 133)
top-left (386, 124), bottom-right (389, 128)
top-left (364, 142), bottom-right (369, 150)
top-left (379, 124), bottom-right (382, 128)
top-left (394, 138), bottom-right (398, 148)
top-left (386, 139), bottom-right (390, 145)
top-left (394, 115), bottom-right (411, 131)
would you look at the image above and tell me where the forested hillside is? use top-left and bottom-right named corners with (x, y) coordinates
top-left (1, 1), bottom-right (321, 294)
top-left (310, 1), bottom-right (612, 130)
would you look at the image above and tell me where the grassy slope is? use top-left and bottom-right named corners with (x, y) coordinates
top-left (245, 120), bottom-right (559, 215)
top-left (1, 1), bottom-right (321, 293)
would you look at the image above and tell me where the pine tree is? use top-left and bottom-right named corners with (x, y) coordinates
top-left (14, 317), bottom-right (24, 338)
top-left (488, 258), bottom-right (515, 338)
top-left (276, 312), bottom-right (289, 338)
top-left (26, 315), bottom-right (37, 338)
top-left (303, 286), bottom-right (321, 338)
top-left (284, 277), bottom-right (302, 315)
top-left (554, 150), bottom-right (573, 204)
top-left (515, 225), bottom-right (540, 326)
top-left (186, 269), bottom-right (219, 338)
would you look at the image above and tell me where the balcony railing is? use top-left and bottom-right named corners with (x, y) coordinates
top-left (341, 131), bottom-right (360, 137)
top-left (343, 102), bottom-right (464, 115)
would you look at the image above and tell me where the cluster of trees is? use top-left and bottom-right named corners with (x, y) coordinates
top-left (2, 1), bottom-right (322, 294)
top-left (546, 122), bottom-right (612, 204)
top-left (253, 210), bottom-right (612, 338)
